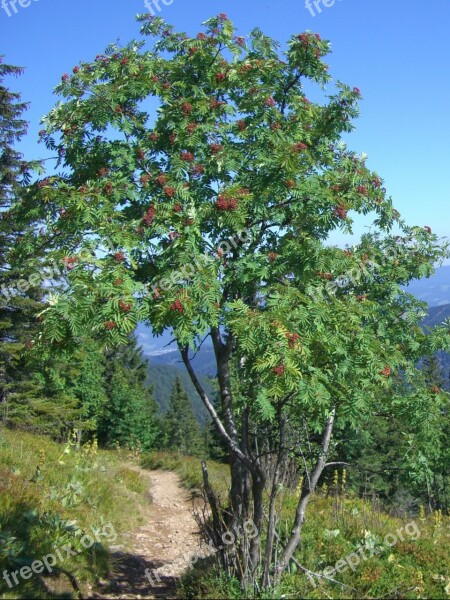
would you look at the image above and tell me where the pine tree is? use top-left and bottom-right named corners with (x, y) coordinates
top-left (99, 336), bottom-right (160, 450)
top-left (164, 377), bottom-right (203, 456)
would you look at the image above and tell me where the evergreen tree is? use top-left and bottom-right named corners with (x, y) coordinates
top-left (99, 336), bottom-right (160, 450)
top-left (164, 377), bottom-right (203, 456)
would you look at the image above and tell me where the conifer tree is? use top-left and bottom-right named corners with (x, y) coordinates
top-left (164, 377), bottom-right (203, 455)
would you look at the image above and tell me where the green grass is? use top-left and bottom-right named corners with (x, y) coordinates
top-left (178, 486), bottom-right (450, 599)
top-left (0, 428), bottom-right (150, 599)
top-left (141, 450), bottom-right (230, 499)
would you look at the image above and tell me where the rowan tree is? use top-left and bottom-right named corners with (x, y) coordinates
top-left (9, 15), bottom-right (450, 589)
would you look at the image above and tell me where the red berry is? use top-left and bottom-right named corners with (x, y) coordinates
top-left (268, 252), bottom-right (278, 262)
top-left (169, 133), bottom-right (176, 144)
top-left (173, 203), bottom-right (183, 213)
top-left (216, 72), bottom-right (226, 82)
top-left (286, 333), bottom-right (300, 348)
top-left (210, 143), bottom-right (223, 154)
top-left (140, 173), bottom-right (151, 185)
top-left (192, 164), bottom-right (204, 177)
top-left (143, 205), bottom-right (156, 225)
top-left (98, 167), bottom-right (109, 177)
top-left (357, 185), bottom-right (368, 196)
top-left (137, 148), bottom-right (145, 160)
top-left (148, 132), bottom-right (159, 141)
top-left (271, 123), bottom-right (282, 131)
top-left (187, 123), bottom-right (198, 134)
top-left (234, 36), bottom-right (245, 47)
top-left (197, 32), bottom-right (207, 40)
top-left (181, 151), bottom-right (195, 162)
top-left (379, 365), bottom-right (391, 377)
top-left (156, 174), bottom-right (168, 186)
top-left (73, 66), bottom-right (80, 74)
top-left (334, 205), bottom-right (347, 219)
top-left (431, 386), bottom-right (441, 394)
top-left (164, 186), bottom-right (176, 197)
top-left (151, 75), bottom-right (159, 82)
top-left (353, 87), bottom-right (361, 95)
top-left (62, 73), bottom-right (69, 81)
top-left (424, 226), bottom-right (432, 234)
top-left (170, 299), bottom-right (184, 313)
top-left (182, 102), bottom-right (193, 115)
top-left (357, 294), bottom-right (367, 302)
top-left (114, 252), bottom-right (125, 262)
top-left (189, 47), bottom-right (199, 55)
top-left (119, 299), bottom-right (132, 312)
top-left (272, 364), bottom-right (285, 376)
top-left (265, 97), bottom-right (276, 107)
top-left (218, 13), bottom-right (228, 21)
top-left (113, 278), bottom-right (124, 286)
top-left (104, 182), bottom-right (114, 195)
top-left (237, 120), bottom-right (246, 131)
top-left (293, 142), bottom-right (308, 152)
top-left (104, 321), bottom-right (117, 331)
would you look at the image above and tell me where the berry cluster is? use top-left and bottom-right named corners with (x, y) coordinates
top-left (293, 142), bottom-right (308, 152)
top-left (210, 99), bottom-right (226, 109)
top-left (156, 173), bottom-right (168, 186)
top-left (268, 252), bottom-right (278, 262)
top-left (62, 256), bottom-right (78, 270)
top-left (182, 102), bottom-right (193, 115)
top-left (148, 132), bottom-right (159, 142)
top-left (318, 272), bottom-right (333, 281)
top-left (119, 299), bottom-right (133, 312)
top-left (357, 185), bottom-right (368, 196)
top-left (140, 173), bottom-right (151, 185)
top-left (104, 182), bottom-right (114, 195)
top-left (104, 321), bottom-right (117, 331)
top-left (78, 185), bottom-right (89, 193)
top-left (216, 72), bottom-right (226, 82)
top-left (170, 299), bottom-right (184, 313)
top-left (187, 123), bottom-right (198, 134)
top-left (357, 294), bottom-right (367, 302)
top-left (272, 364), bottom-right (285, 376)
top-left (173, 203), bottom-right (183, 213)
top-left (271, 123), bottom-right (282, 131)
top-left (215, 195), bottom-right (238, 211)
top-left (431, 386), bottom-right (441, 394)
top-left (113, 279), bottom-right (124, 286)
top-left (286, 332), bottom-right (300, 348)
top-left (334, 205), bottom-right (347, 219)
top-left (424, 226), bottom-right (432, 234)
top-left (169, 133), bottom-right (177, 144)
top-left (137, 148), bottom-right (145, 160)
top-left (210, 143), bottom-right (223, 154)
top-left (164, 186), bottom-right (176, 198)
top-left (237, 120), bottom-right (246, 131)
top-left (143, 205), bottom-right (156, 225)
top-left (114, 252), bottom-right (125, 262)
top-left (379, 365), bottom-right (391, 377)
top-left (265, 96), bottom-right (276, 107)
top-left (191, 164), bottom-right (204, 177)
top-left (181, 151), bottom-right (195, 162)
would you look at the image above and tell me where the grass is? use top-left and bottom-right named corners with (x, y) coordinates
top-left (141, 450), bottom-right (230, 499)
top-left (173, 473), bottom-right (450, 599)
top-left (0, 428), bottom-right (150, 599)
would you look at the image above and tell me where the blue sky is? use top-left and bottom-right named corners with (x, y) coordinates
top-left (2, 0), bottom-right (450, 245)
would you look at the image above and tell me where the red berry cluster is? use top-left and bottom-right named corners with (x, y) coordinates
top-left (104, 321), bottom-right (117, 331)
top-left (286, 332), bottom-right (300, 348)
top-left (151, 75), bottom-right (159, 82)
top-left (170, 299), bottom-right (184, 313)
top-left (285, 179), bottom-right (296, 188)
top-left (272, 364), bottom-right (285, 376)
top-left (113, 278), bottom-right (124, 286)
top-left (73, 66), bottom-right (80, 74)
top-left (143, 205), bottom-right (156, 225)
top-left (104, 182), bottom-right (114, 195)
top-left (237, 120), bottom-right (247, 131)
top-left (293, 142), bottom-right (308, 152)
top-left (62, 73), bottom-right (69, 81)
top-left (318, 272), bottom-right (333, 281)
top-left (218, 12), bottom-right (228, 21)
top-left (431, 386), bottom-right (441, 394)
top-left (148, 132), bottom-right (159, 142)
top-left (265, 97), bottom-right (276, 107)
top-left (140, 174), bottom-right (151, 185)
top-left (271, 123), bottom-right (282, 131)
top-left (197, 32), bottom-right (208, 40)
top-left (181, 151), bottom-right (195, 162)
top-left (215, 195), bottom-right (238, 211)
top-left (357, 185), bottom-right (368, 196)
top-left (182, 102), bottom-right (193, 115)
top-left (38, 178), bottom-right (51, 188)
top-left (169, 133), bottom-right (177, 144)
top-left (343, 250), bottom-right (353, 257)
top-left (78, 185), bottom-right (89, 193)
top-left (372, 177), bottom-right (381, 188)
top-left (379, 365), bottom-right (391, 377)
top-left (216, 72), bottom-right (226, 82)
top-left (187, 123), bottom-right (198, 134)
top-left (114, 252), bottom-right (125, 262)
top-left (234, 36), bottom-right (245, 47)
top-left (121, 57), bottom-right (129, 66)
top-left (119, 299), bottom-right (133, 312)
top-left (424, 226), bottom-right (432, 234)
top-left (169, 231), bottom-right (180, 240)
top-left (191, 164), bottom-right (204, 177)
top-left (115, 105), bottom-right (124, 114)
top-left (137, 148), bottom-right (145, 160)
top-left (189, 47), bottom-right (199, 56)
top-left (353, 87), bottom-right (361, 95)
top-left (210, 143), bottom-right (223, 154)
top-left (173, 203), bottom-right (183, 213)
top-left (268, 252), bottom-right (278, 262)
top-left (164, 186), bottom-right (176, 197)
top-left (331, 184), bottom-right (340, 192)
top-left (98, 167), bottom-right (109, 177)
top-left (210, 99), bottom-right (226, 109)
top-left (62, 256), bottom-right (78, 270)
top-left (334, 205), bottom-right (347, 219)
top-left (25, 339), bottom-right (34, 349)
top-left (357, 294), bottom-right (367, 302)
top-left (156, 174), bottom-right (168, 186)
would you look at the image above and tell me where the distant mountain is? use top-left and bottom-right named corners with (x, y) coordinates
top-left (404, 265), bottom-right (450, 307)
top-left (422, 303), bottom-right (450, 389)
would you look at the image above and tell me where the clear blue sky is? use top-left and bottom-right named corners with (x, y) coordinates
top-left (2, 0), bottom-right (450, 245)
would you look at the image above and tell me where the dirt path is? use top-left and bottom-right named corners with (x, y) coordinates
top-left (91, 467), bottom-right (202, 599)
